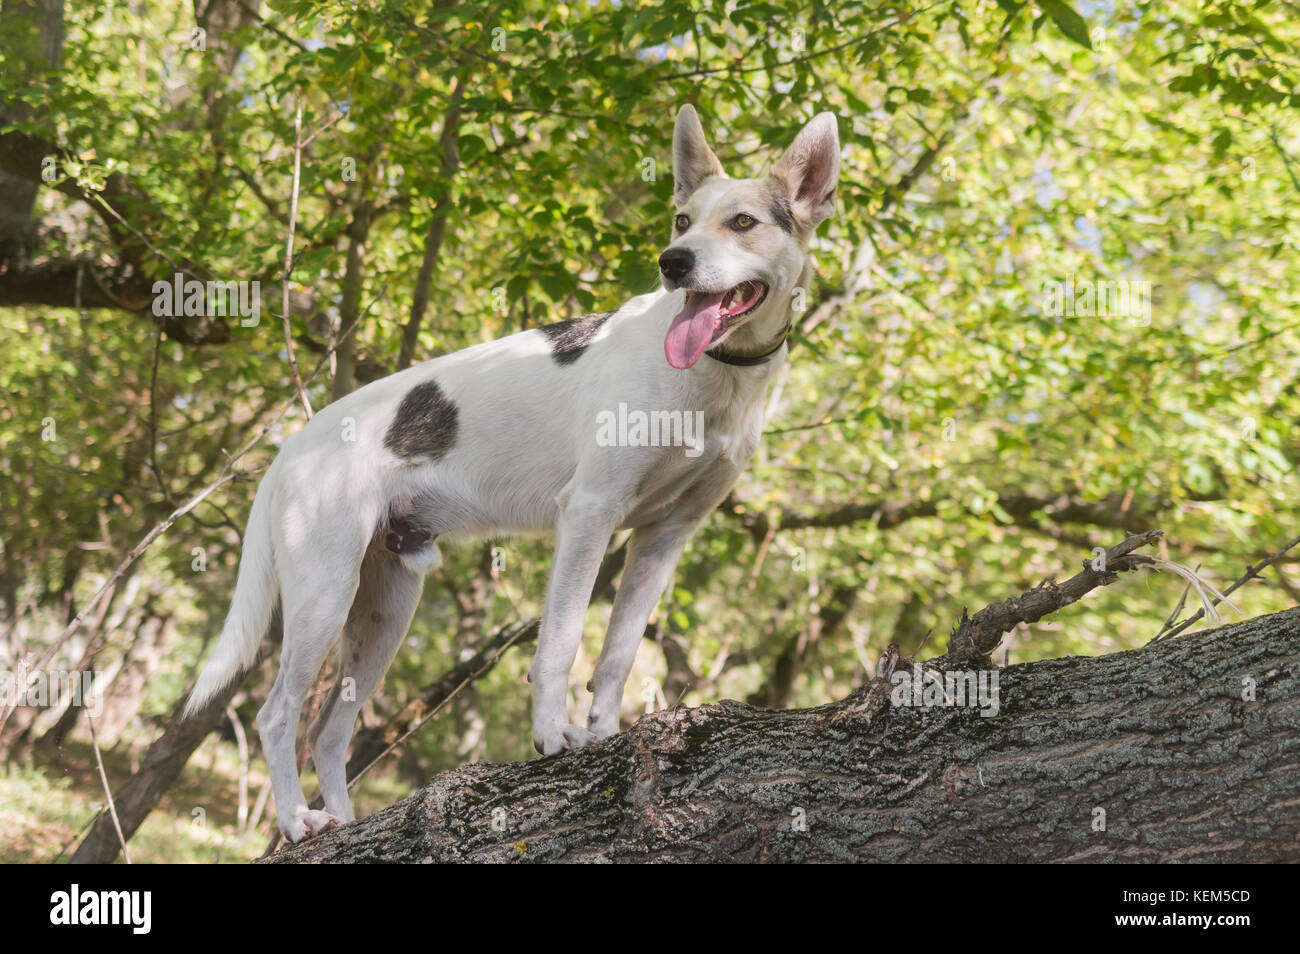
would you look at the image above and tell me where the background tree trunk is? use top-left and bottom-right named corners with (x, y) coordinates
top-left (268, 606), bottom-right (1300, 863)
top-left (0, 0), bottom-right (64, 269)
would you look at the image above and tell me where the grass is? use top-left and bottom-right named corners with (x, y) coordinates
top-left (0, 732), bottom-right (410, 863)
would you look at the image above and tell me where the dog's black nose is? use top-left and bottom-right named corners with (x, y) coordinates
top-left (658, 247), bottom-right (695, 283)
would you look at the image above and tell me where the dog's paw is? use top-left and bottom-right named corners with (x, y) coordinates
top-left (586, 708), bottom-right (620, 740)
top-left (280, 808), bottom-right (340, 844)
top-left (533, 723), bottom-right (598, 756)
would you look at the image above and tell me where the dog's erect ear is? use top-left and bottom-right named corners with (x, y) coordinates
top-left (673, 104), bottom-right (726, 204)
top-left (772, 112), bottom-right (840, 229)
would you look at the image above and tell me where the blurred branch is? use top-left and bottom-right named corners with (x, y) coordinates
top-left (719, 489), bottom-right (1179, 544)
top-left (398, 78), bottom-right (465, 371)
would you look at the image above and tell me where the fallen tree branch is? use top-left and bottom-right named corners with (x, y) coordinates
top-left (266, 604), bottom-right (1300, 863)
top-left (68, 648), bottom-right (258, 864)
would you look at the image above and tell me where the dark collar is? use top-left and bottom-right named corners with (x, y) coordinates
top-left (706, 322), bottom-right (791, 367)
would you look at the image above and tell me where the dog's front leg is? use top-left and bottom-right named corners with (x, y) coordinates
top-left (531, 492), bottom-right (622, 755)
top-left (586, 519), bottom-right (696, 738)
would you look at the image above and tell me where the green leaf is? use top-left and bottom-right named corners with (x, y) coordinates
top-left (1036, 0), bottom-right (1093, 49)
top-left (457, 134), bottom-right (487, 163)
top-left (539, 270), bottom-right (573, 302)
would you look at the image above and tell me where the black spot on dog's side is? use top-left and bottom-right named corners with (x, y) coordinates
top-left (769, 192), bottom-right (795, 234)
top-left (353, 652), bottom-right (361, 663)
top-left (385, 380), bottom-right (459, 461)
top-left (538, 312), bottom-right (613, 366)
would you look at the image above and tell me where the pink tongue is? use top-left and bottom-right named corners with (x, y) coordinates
top-left (665, 292), bottom-right (726, 369)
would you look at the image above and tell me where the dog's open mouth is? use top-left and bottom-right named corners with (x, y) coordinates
top-left (664, 280), bottom-right (768, 369)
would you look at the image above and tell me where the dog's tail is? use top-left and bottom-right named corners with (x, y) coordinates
top-left (183, 466), bottom-right (280, 719)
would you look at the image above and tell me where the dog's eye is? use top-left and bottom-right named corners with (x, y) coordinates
top-left (674, 213), bottom-right (690, 231)
top-left (732, 213), bottom-right (756, 230)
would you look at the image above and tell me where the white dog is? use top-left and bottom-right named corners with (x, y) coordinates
top-left (185, 105), bottom-right (840, 843)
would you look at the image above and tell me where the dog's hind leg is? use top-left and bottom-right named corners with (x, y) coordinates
top-left (257, 549), bottom-right (364, 844)
top-left (307, 547), bottom-right (424, 821)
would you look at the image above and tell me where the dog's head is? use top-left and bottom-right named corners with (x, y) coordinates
top-left (660, 105), bottom-right (839, 369)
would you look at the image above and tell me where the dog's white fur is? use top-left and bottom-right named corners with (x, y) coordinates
top-left (185, 105), bottom-right (840, 843)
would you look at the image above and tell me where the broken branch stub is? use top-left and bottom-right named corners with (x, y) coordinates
top-left (945, 529), bottom-right (1164, 665)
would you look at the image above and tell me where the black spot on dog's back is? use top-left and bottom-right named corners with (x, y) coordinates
top-left (385, 380), bottom-right (459, 461)
top-left (538, 312), bottom-right (613, 366)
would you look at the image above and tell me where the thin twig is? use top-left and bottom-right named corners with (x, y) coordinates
top-left (1154, 566), bottom-right (1197, 640)
top-left (1151, 534), bottom-right (1300, 642)
top-left (663, 2), bottom-right (946, 80)
top-left (227, 704), bottom-right (250, 833)
top-left (231, 0), bottom-right (311, 53)
top-left (83, 190), bottom-right (201, 282)
top-left (301, 109), bottom-right (347, 148)
top-left (357, 621), bottom-right (535, 788)
top-left (86, 711), bottom-right (131, 864)
top-left (245, 774), bottom-right (272, 839)
top-left (147, 324), bottom-right (170, 500)
top-left (282, 96), bottom-right (313, 419)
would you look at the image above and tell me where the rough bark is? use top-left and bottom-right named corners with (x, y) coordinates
top-left (269, 605), bottom-right (1300, 863)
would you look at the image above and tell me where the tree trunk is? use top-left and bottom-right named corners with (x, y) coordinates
top-left (0, 0), bottom-right (64, 270)
top-left (268, 605), bottom-right (1300, 863)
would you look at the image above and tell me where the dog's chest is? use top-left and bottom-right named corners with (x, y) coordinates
top-left (619, 381), bottom-right (768, 527)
